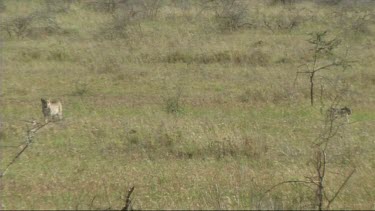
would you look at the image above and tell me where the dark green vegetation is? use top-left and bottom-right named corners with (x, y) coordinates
top-left (0, 0), bottom-right (374, 209)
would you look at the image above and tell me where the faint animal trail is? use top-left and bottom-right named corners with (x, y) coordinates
top-left (41, 98), bottom-right (63, 123)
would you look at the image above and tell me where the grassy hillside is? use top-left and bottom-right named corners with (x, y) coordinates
top-left (1, 0), bottom-right (374, 209)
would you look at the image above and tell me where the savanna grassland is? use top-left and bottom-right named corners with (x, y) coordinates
top-left (0, 0), bottom-right (374, 209)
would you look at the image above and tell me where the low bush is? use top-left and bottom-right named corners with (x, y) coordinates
top-left (1, 10), bottom-right (67, 39)
top-left (164, 50), bottom-right (270, 66)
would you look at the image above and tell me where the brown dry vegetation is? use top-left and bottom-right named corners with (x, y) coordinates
top-left (0, 0), bottom-right (374, 210)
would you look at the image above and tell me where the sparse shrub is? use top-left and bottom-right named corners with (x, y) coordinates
top-left (198, 50), bottom-right (233, 64)
top-left (206, 135), bottom-right (267, 159)
top-left (164, 93), bottom-right (183, 114)
top-left (315, 0), bottom-right (343, 6)
top-left (85, 0), bottom-right (162, 18)
top-left (239, 89), bottom-right (252, 103)
top-left (99, 13), bottom-right (129, 39)
top-left (164, 51), bottom-right (194, 63)
top-left (262, 7), bottom-right (307, 33)
top-left (155, 130), bottom-right (177, 149)
top-left (164, 89), bottom-right (184, 114)
top-left (239, 88), bottom-right (268, 103)
top-left (47, 48), bottom-right (71, 61)
top-left (239, 84), bottom-right (298, 104)
top-left (121, 125), bottom-right (187, 159)
top-left (96, 0), bottom-right (164, 40)
top-left (91, 56), bottom-right (122, 74)
top-left (1, 10), bottom-right (65, 39)
top-left (101, 57), bottom-right (122, 74)
top-left (268, 0), bottom-right (296, 6)
top-left (164, 50), bottom-right (270, 66)
top-left (215, 8), bottom-right (250, 32)
top-left (26, 25), bottom-right (62, 39)
top-left (2, 14), bottom-right (36, 38)
top-left (98, 10), bottom-right (142, 40)
top-left (165, 96), bottom-right (180, 113)
top-left (208, 0), bottom-right (252, 32)
top-left (275, 57), bottom-right (291, 64)
top-left (83, 0), bottom-right (124, 13)
top-left (137, 0), bottom-right (162, 19)
top-left (19, 48), bottom-right (42, 61)
top-left (330, 7), bottom-right (374, 37)
top-left (205, 51), bottom-right (231, 63)
top-left (71, 81), bottom-right (90, 96)
top-left (200, 50), bottom-right (270, 65)
top-left (247, 50), bottom-right (270, 66)
top-left (44, 0), bottom-right (72, 13)
top-left (208, 138), bottom-right (237, 159)
top-left (343, 10), bottom-right (373, 36)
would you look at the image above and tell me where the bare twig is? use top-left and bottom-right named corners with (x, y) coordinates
top-left (326, 168), bottom-right (356, 209)
top-left (315, 148), bottom-right (326, 211)
top-left (0, 121), bottom-right (51, 177)
top-left (121, 186), bottom-right (135, 211)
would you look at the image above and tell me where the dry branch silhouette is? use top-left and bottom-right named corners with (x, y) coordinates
top-left (0, 120), bottom-right (51, 177)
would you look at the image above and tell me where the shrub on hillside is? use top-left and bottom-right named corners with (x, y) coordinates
top-left (71, 81), bottom-right (90, 96)
top-left (164, 94), bottom-right (184, 114)
top-left (164, 51), bottom-right (194, 63)
top-left (85, 0), bottom-right (162, 19)
top-left (44, 0), bottom-right (72, 13)
top-left (163, 50), bottom-right (270, 66)
top-left (332, 8), bottom-right (374, 36)
top-left (83, 0), bottom-right (125, 13)
top-left (98, 9), bottom-right (143, 40)
top-left (1, 11), bottom-right (68, 39)
top-left (203, 0), bottom-right (253, 32)
top-left (262, 7), bottom-right (310, 33)
top-left (268, 0), bottom-right (296, 6)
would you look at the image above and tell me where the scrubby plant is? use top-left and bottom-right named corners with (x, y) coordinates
top-left (262, 7), bottom-right (308, 33)
top-left (71, 81), bottom-right (90, 96)
top-left (98, 9), bottom-right (143, 40)
top-left (1, 10), bottom-right (64, 39)
top-left (164, 88), bottom-right (184, 114)
top-left (214, 0), bottom-right (252, 31)
top-left (44, 0), bottom-right (72, 13)
top-left (295, 31), bottom-right (353, 106)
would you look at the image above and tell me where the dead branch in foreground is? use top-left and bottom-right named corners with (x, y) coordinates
top-left (0, 120), bottom-right (51, 177)
top-left (121, 186), bottom-right (135, 211)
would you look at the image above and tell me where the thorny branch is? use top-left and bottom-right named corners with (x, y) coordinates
top-left (0, 121), bottom-right (51, 177)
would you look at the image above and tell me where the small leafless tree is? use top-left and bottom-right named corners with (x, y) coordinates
top-left (295, 31), bottom-right (353, 106)
top-left (259, 93), bottom-right (356, 210)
